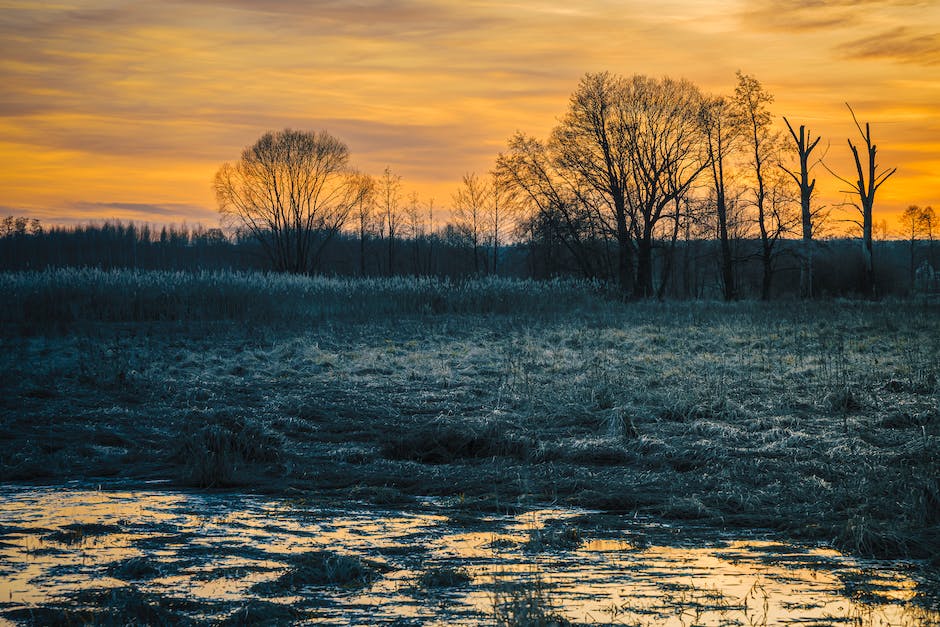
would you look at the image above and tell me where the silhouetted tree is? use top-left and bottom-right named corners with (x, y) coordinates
top-left (405, 190), bottom-right (422, 275)
top-left (781, 118), bottom-right (823, 298)
top-left (620, 75), bottom-right (708, 297)
top-left (488, 169), bottom-right (518, 275)
top-left (701, 95), bottom-right (741, 300)
top-left (830, 105), bottom-right (896, 297)
top-left (351, 172), bottom-right (376, 276)
top-left (735, 72), bottom-right (792, 299)
top-left (550, 72), bottom-right (636, 293)
top-left (453, 172), bottom-right (489, 274)
top-left (378, 166), bottom-right (402, 275)
top-left (496, 132), bottom-right (609, 280)
top-left (214, 129), bottom-right (356, 274)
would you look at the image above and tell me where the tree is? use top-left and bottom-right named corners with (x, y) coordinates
top-left (829, 105), bottom-right (896, 297)
top-left (404, 190), bottom-right (422, 274)
top-left (901, 204), bottom-right (936, 286)
top-left (496, 132), bottom-right (610, 280)
top-left (735, 72), bottom-right (792, 300)
top-left (701, 95), bottom-right (741, 300)
top-left (552, 73), bottom-right (708, 297)
top-left (350, 172), bottom-right (375, 276)
top-left (924, 205), bottom-right (937, 268)
top-left (619, 75), bottom-right (709, 297)
top-left (551, 72), bottom-right (636, 293)
top-left (452, 172), bottom-right (490, 274)
top-left (488, 169), bottom-right (518, 275)
top-left (781, 118), bottom-right (823, 298)
top-left (215, 129), bottom-right (356, 274)
top-left (378, 166), bottom-right (402, 275)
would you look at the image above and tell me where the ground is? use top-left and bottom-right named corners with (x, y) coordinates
top-left (2, 281), bottom-right (937, 570)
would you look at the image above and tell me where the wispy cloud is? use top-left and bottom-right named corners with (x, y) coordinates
top-left (738, 0), bottom-right (929, 33)
top-left (838, 27), bottom-right (940, 65)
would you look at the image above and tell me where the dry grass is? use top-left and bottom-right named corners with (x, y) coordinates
top-left (1, 271), bottom-right (939, 565)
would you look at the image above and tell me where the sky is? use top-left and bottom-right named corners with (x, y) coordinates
top-left (1, 0), bottom-right (938, 233)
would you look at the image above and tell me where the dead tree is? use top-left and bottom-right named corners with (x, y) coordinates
top-left (830, 104), bottom-right (896, 298)
top-left (781, 118), bottom-right (822, 298)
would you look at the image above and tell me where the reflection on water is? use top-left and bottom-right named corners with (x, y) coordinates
top-left (0, 487), bottom-right (936, 625)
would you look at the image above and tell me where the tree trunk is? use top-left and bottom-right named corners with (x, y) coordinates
top-left (761, 243), bottom-right (773, 300)
top-left (616, 211), bottom-right (635, 296)
top-left (863, 202), bottom-right (875, 297)
top-left (716, 193), bottom-right (735, 301)
top-left (636, 231), bottom-right (654, 299)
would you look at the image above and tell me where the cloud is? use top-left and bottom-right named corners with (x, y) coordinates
top-left (738, 0), bottom-right (928, 32)
top-left (838, 27), bottom-right (940, 65)
top-left (68, 201), bottom-right (218, 220)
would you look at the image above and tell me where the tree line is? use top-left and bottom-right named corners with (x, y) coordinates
top-left (210, 71), bottom-right (932, 298)
top-left (3, 71), bottom-right (938, 298)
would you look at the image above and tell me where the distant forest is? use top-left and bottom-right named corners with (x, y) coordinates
top-left (1, 218), bottom-right (937, 299)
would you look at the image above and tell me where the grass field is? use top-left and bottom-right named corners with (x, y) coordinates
top-left (1, 269), bottom-right (938, 570)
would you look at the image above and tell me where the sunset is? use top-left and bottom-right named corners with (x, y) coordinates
top-left (2, 3), bottom-right (940, 625)
top-left (2, 0), bottom-right (938, 229)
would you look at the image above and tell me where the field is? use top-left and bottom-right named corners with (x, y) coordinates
top-left (1, 270), bottom-right (939, 623)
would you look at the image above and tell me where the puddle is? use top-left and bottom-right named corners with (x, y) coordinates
top-left (0, 487), bottom-right (936, 625)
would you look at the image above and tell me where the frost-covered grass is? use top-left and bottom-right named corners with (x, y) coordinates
top-left (0, 269), bottom-right (613, 328)
top-left (1, 270), bottom-right (938, 568)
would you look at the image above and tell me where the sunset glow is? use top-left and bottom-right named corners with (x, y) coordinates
top-left (2, 0), bottom-right (938, 231)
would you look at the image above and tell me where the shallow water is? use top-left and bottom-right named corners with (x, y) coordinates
top-left (0, 486), bottom-right (936, 625)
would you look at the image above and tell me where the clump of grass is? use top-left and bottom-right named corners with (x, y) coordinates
top-left (382, 417), bottom-right (534, 463)
top-left (660, 495), bottom-right (718, 520)
top-left (219, 600), bottom-right (300, 626)
top-left (826, 386), bottom-right (864, 413)
top-left (44, 522), bottom-right (122, 544)
top-left (524, 524), bottom-right (582, 553)
top-left (176, 410), bottom-right (282, 488)
top-left (253, 551), bottom-right (378, 593)
top-left (492, 571), bottom-right (571, 627)
top-left (835, 515), bottom-right (909, 559)
top-left (659, 393), bottom-right (740, 423)
top-left (537, 438), bottom-right (633, 466)
top-left (106, 556), bottom-right (162, 581)
top-left (601, 407), bottom-right (638, 441)
top-left (418, 565), bottom-right (472, 589)
top-left (74, 587), bottom-right (182, 626)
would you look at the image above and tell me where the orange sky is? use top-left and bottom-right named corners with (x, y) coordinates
top-left (1, 0), bottom-right (938, 233)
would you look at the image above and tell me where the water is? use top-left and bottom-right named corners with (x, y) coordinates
top-left (0, 486), bottom-right (936, 625)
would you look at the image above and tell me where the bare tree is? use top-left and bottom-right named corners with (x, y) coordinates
top-left (924, 205), bottom-right (936, 268)
top-left (452, 172), bottom-right (490, 274)
top-left (496, 132), bottom-right (609, 280)
top-left (378, 166), bottom-right (402, 276)
top-left (214, 129), bottom-right (356, 274)
top-left (781, 118), bottom-right (823, 298)
top-left (351, 172), bottom-right (375, 276)
top-left (701, 95), bottom-right (741, 300)
top-left (735, 72), bottom-right (792, 300)
top-left (405, 190), bottom-right (422, 275)
top-left (829, 104), bottom-right (896, 297)
top-left (425, 197), bottom-right (435, 275)
top-left (620, 75), bottom-right (709, 297)
top-left (551, 72), bottom-right (636, 293)
top-left (552, 73), bottom-right (708, 297)
top-left (901, 204), bottom-right (936, 286)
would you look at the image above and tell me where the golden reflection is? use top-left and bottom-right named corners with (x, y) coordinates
top-left (0, 489), bottom-right (936, 626)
